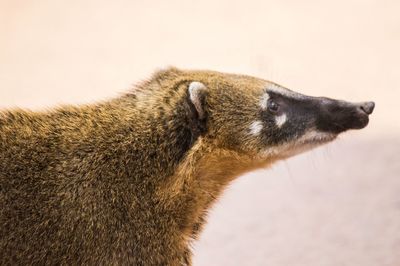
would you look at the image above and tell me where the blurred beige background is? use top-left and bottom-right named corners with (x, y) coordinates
top-left (1, 0), bottom-right (399, 265)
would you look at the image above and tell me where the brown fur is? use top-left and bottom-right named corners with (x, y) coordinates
top-left (0, 67), bottom-right (282, 265)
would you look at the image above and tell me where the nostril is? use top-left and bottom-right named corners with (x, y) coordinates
top-left (360, 101), bottom-right (375, 115)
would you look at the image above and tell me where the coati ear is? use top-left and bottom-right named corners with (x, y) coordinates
top-left (188, 81), bottom-right (207, 120)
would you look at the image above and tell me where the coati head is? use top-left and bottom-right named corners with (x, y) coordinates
top-left (163, 68), bottom-right (375, 163)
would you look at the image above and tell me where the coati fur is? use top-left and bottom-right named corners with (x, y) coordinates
top-left (0, 67), bottom-right (374, 265)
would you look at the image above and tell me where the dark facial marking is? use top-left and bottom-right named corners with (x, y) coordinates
top-left (257, 87), bottom-right (374, 150)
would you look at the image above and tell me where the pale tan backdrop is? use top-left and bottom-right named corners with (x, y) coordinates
top-left (1, 0), bottom-right (399, 265)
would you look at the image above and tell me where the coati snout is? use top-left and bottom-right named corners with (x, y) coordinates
top-left (254, 84), bottom-right (375, 153)
top-left (316, 98), bottom-right (374, 133)
top-left (0, 67), bottom-right (375, 265)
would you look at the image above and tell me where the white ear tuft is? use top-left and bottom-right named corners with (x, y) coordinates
top-left (188, 81), bottom-right (207, 119)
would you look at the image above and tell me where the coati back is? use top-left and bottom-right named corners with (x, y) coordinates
top-left (0, 67), bottom-right (374, 265)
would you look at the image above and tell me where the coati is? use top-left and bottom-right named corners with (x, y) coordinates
top-left (0, 67), bottom-right (374, 265)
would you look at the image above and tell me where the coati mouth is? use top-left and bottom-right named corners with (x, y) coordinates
top-left (301, 132), bottom-right (337, 145)
top-left (267, 131), bottom-right (338, 159)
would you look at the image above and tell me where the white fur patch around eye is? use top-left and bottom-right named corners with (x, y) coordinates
top-left (249, 120), bottom-right (264, 136)
top-left (259, 93), bottom-right (269, 110)
top-left (275, 113), bottom-right (287, 128)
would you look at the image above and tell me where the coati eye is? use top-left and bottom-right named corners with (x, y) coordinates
top-left (267, 99), bottom-right (280, 113)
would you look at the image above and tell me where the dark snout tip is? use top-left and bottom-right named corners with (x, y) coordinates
top-left (360, 101), bottom-right (375, 115)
